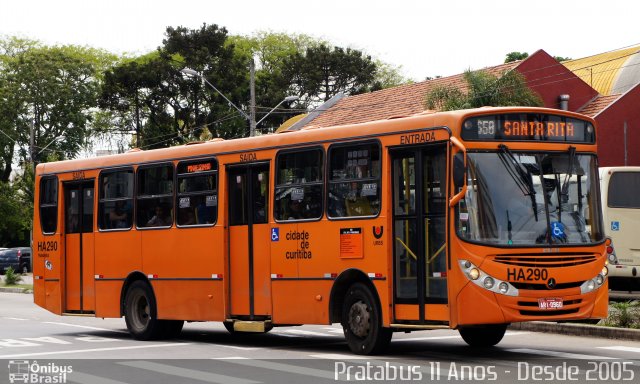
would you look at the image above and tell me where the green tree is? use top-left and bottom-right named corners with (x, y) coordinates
top-left (504, 51), bottom-right (529, 63)
top-left (0, 40), bottom-right (114, 179)
top-left (282, 44), bottom-right (379, 105)
top-left (425, 69), bottom-right (543, 111)
top-left (554, 56), bottom-right (572, 62)
top-left (0, 180), bottom-right (31, 247)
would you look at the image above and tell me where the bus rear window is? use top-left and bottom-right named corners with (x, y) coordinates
top-left (39, 177), bottom-right (58, 234)
top-left (608, 172), bottom-right (640, 208)
top-left (328, 142), bottom-right (381, 218)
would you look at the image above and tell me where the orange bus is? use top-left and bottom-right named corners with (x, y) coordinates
top-left (33, 106), bottom-right (611, 354)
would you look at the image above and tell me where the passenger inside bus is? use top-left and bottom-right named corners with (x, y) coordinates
top-left (109, 200), bottom-right (130, 228)
top-left (146, 204), bottom-right (172, 227)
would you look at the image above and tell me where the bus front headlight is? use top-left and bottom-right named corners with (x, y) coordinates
top-left (459, 260), bottom-right (518, 296)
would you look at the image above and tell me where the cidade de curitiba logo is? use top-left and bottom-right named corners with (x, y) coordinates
top-left (8, 360), bottom-right (72, 384)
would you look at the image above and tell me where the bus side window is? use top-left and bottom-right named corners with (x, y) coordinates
top-left (328, 142), bottom-right (381, 218)
top-left (39, 176), bottom-right (59, 234)
top-left (98, 169), bottom-right (134, 230)
top-left (274, 148), bottom-right (323, 221)
top-left (176, 159), bottom-right (218, 226)
top-left (137, 164), bottom-right (174, 228)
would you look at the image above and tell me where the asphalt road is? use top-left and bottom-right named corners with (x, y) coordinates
top-left (0, 292), bottom-right (639, 384)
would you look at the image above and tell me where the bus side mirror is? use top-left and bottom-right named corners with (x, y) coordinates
top-left (454, 152), bottom-right (465, 190)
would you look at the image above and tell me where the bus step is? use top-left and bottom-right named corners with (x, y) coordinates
top-left (230, 320), bottom-right (270, 333)
top-left (62, 312), bottom-right (95, 317)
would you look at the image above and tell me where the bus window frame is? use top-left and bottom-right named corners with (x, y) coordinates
top-left (175, 157), bottom-right (219, 228)
top-left (135, 162), bottom-right (175, 230)
top-left (454, 149), bottom-right (606, 248)
top-left (607, 171), bottom-right (640, 209)
top-left (274, 146), bottom-right (325, 223)
top-left (39, 175), bottom-right (59, 236)
top-left (98, 167), bottom-right (135, 232)
top-left (326, 139), bottom-right (382, 221)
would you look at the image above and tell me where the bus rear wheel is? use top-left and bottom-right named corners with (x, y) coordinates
top-left (124, 281), bottom-right (165, 340)
top-left (341, 283), bottom-right (391, 355)
top-left (458, 324), bottom-right (507, 347)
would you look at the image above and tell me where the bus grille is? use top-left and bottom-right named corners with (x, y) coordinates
top-left (519, 308), bottom-right (579, 316)
top-left (493, 254), bottom-right (597, 268)
top-left (510, 281), bottom-right (584, 290)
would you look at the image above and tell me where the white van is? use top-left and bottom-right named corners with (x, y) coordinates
top-left (600, 167), bottom-right (640, 290)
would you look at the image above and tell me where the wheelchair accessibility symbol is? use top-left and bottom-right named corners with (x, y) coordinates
top-left (551, 222), bottom-right (565, 239)
top-left (271, 228), bottom-right (280, 242)
top-left (611, 221), bottom-right (620, 231)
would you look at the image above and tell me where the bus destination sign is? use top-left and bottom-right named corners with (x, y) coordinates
top-left (462, 114), bottom-right (595, 143)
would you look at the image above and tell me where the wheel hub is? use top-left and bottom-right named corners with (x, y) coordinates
top-left (348, 300), bottom-right (371, 338)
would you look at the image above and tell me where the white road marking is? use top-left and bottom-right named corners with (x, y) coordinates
top-left (120, 361), bottom-right (258, 384)
top-left (2, 317), bottom-right (28, 321)
top-left (0, 342), bottom-right (190, 359)
top-left (212, 356), bottom-right (250, 359)
top-left (68, 371), bottom-right (133, 384)
top-left (309, 353), bottom-right (372, 360)
top-left (218, 345), bottom-right (261, 351)
top-left (394, 331), bottom-right (529, 342)
top-left (506, 348), bottom-right (615, 360)
top-left (42, 321), bottom-right (128, 333)
top-left (597, 346), bottom-right (640, 354)
top-left (280, 329), bottom-right (334, 337)
top-left (219, 358), bottom-right (343, 381)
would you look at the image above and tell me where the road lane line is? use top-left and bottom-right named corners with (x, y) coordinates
top-left (42, 321), bottom-right (128, 333)
top-left (120, 361), bottom-right (259, 384)
top-left (216, 358), bottom-right (344, 381)
top-left (2, 317), bottom-right (29, 321)
top-left (280, 329), bottom-right (335, 337)
top-left (598, 346), bottom-right (640, 353)
top-left (506, 348), bottom-right (615, 360)
top-left (392, 331), bottom-right (530, 343)
top-left (309, 353), bottom-right (374, 360)
top-left (218, 345), bottom-right (261, 351)
top-left (68, 371), bottom-right (133, 384)
top-left (0, 342), bottom-right (190, 359)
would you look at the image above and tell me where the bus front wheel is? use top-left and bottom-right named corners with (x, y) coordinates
top-left (458, 324), bottom-right (507, 347)
top-left (341, 283), bottom-right (391, 355)
top-left (124, 281), bottom-right (165, 340)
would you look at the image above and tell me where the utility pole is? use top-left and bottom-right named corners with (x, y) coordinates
top-left (30, 120), bottom-right (35, 173)
top-left (249, 58), bottom-right (257, 137)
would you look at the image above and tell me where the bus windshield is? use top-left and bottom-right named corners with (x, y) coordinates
top-left (457, 149), bottom-right (603, 246)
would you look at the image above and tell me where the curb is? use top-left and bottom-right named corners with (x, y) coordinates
top-left (510, 321), bottom-right (640, 341)
top-left (0, 287), bottom-right (33, 294)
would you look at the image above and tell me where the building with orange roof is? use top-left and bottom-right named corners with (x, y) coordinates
top-left (290, 48), bottom-right (640, 166)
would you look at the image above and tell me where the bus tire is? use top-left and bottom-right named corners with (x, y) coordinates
top-left (458, 324), bottom-right (507, 347)
top-left (341, 283), bottom-right (391, 355)
top-left (124, 281), bottom-right (164, 340)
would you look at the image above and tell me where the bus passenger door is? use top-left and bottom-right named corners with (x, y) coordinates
top-left (227, 163), bottom-right (271, 319)
top-left (63, 181), bottom-right (95, 313)
top-left (391, 145), bottom-right (448, 322)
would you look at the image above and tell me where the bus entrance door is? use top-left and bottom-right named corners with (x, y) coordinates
top-left (63, 181), bottom-right (95, 313)
top-left (391, 145), bottom-right (448, 322)
top-left (227, 163), bottom-right (271, 320)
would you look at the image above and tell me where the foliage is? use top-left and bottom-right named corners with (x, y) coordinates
top-left (505, 51), bottom-right (529, 63)
top-left (282, 44), bottom-right (379, 106)
top-left (3, 266), bottom-right (23, 285)
top-left (0, 180), bottom-right (31, 247)
top-left (425, 69), bottom-right (543, 111)
top-left (0, 38), bottom-right (115, 181)
top-left (603, 301), bottom-right (640, 328)
top-left (554, 56), bottom-right (572, 62)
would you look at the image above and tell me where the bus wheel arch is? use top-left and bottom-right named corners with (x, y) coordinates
top-left (329, 268), bottom-right (378, 324)
top-left (329, 269), bottom-right (391, 355)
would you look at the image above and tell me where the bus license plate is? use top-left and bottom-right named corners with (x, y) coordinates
top-left (538, 298), bottom-right (563, 310)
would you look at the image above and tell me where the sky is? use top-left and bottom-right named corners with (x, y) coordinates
top-left (1, 0), bottom-right (638, 81)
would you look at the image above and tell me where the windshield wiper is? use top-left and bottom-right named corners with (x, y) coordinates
top-left (560, 146), bottom-right (576, 196)
top-left (497, 144), bottom-right (538, 221)
top-left (536, 154), bottom-right (554, 244)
